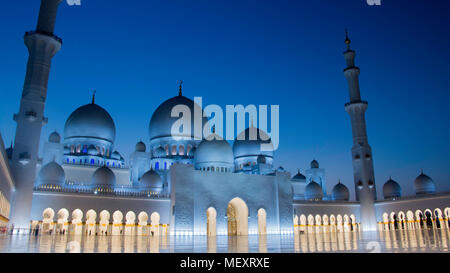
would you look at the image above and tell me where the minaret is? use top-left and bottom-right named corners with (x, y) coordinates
top-left (9, 0), bottom-right (62, 228)
top-left (343, 31), bottom-right (377, 231)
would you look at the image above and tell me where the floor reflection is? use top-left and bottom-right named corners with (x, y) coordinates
top-left (0, 229), bottom-right (449, 253)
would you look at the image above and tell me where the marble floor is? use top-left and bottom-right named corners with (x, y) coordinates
top-left (0, 229), bottom-right (449, 253)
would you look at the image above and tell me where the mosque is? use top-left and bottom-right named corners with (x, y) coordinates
top-left (0, 0), bottom-right (449, 238)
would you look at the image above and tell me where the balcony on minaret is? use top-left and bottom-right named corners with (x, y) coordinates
top-left (25, 110), bottom-right (38, 121)
top-left (344, 100), bottom-right (367, 107)
top-left (24, 30), bottom-right (62, 44)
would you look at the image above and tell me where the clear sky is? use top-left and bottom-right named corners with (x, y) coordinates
top-left (0, 0), bottom-right (449, 199)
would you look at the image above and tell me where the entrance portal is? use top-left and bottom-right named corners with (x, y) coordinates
top-left (227, 198), bottom-right (248, 236)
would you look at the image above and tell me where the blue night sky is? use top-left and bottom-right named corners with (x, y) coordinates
top-left (0, 0), bottom-right (449, 199)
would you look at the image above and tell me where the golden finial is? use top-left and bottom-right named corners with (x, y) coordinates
top-left (91, 90), bottom-right (96, 104)
top-left (178, 80), bottom-right (183, 96)
top-left (345, 29), bottom-right (351, 49)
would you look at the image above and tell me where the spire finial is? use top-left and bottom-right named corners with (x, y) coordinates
top-left (420, 168), bottom-right (424, 174)
top-left (178, 80), bottom-right (183, 96)
top-left (345, 29), bottom-right (351, 50)
top-left (91, 90), bottom-right (96, 104)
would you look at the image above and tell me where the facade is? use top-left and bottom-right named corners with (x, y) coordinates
top-left (0, 0), bottom-right (449, 237)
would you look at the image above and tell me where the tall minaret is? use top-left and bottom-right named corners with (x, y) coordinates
top-left (343, 31), bottom-right (377, 231)
top-left (9, 0), bottom-right (62, 228)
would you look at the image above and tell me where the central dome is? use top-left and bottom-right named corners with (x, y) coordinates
top-left (149, 95), bottom-right (208, 141)
top-left (64, 103), bottom-right (116, 144)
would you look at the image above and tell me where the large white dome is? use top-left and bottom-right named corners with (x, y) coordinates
top-left (232, 126), bottom-right (274, 159)
top-left (64, 103), bottom-right (116, 144)
top-left (149, 95), bottom-right (208, 141)
top-left (194, 134), bottom-right (234, 170)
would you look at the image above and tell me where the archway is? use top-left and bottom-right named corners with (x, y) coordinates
top-left (382, 213), bottom-right (390, 231)
top-left (434, 209), bottom-right (443, 229)
top-left (315, 215), bottom-right (322, 233)
top-left (137, 212), bottom-right (148, 236)
top-left (150, 212), bottom-right (160, 236)
top-left (350, 214), bottom-right (356, 231)
top-left (299, 214), bottom-right (307, 234)
top-left (56, 208), bottom-right (69, 235)
top-left (99, 210), bottom-right (110, 235)
top-left (336, 215), bottom-right (343, 233)
top-left (445, 207), bottom-right (450, 229)
top-left (71, 209), bottom-right (83, 235)
top-left (398, 211), bottom-right (405, 230)
top-left (85, 209), bottom-right (97, 236)
top-left (227, 198), bottom-right (248, 236)
top-left (424, 210), bottom-right (433, 229)
top-left (415, 210), bottom-right (424, 229)
top-left (42, 208), bottom-right (55, 234)
top-left (329, 215), bottom-right (336, 233)
top-left (112, 210), bottom-right (123, 236)
top-left (406, 211), bottom-right (415, 230)
top-left (207, 207), bottom-right (217, 237)
top-left (257, 208), bottom-right (267, 235)
top-left (125, 211), bottom-right (136, 236)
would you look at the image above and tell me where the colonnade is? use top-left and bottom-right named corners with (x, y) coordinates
top-left (379, 207), bottom-right (450, 231)
top-left (33, 208), bottom-right (169, 236)
top-left (293, 214), bottom-right (360, 234)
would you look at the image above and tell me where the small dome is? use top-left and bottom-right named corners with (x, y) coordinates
top-left (153, 146), bottom-right (166, 158)
top-left (291, 170), bottom-right (306, 182)
top-left (194, 134), bottom-right (234, 169)
top-left (140, 169), bottom-right (163, 192)
top-left (92, 166), bottom-right (116, 187)
top-left (332, 182), bottom-right (350, 201)
top-left (49, 131), bottom-right (61, 143)
top-left (257, 154), bottom-right (266, 164)
top-left (135, 141), bottom-right (146, 152)
top-left (305, 181), bottom-right (323, 200)
top-left (310, 160), bottom-right (319, 169)
top-left (64, 103), bottom-right (116, 144)
top-left (383, 177), bottom-right (402, 199)
top-left (277, 166), bottom-right (286, 172)
top-left (37, 162), bottom-right (65, 186)
top-left (87, 145), bottom-right (98, 155)
top-left (111, 151), bottom-right (121, 160)
top-left (414, 171), bottom-right (436, 195)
